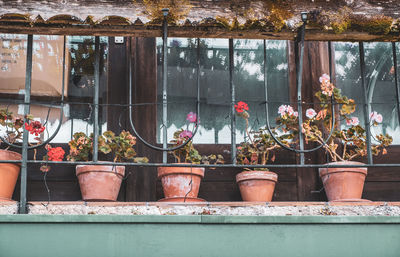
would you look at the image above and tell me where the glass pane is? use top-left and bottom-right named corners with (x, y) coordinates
top-left (157, 38), bottom-right (230, 144)
top-left (0, 34), bottom-right (108, 143)
top-left (334, 42), bottom-right (400, 144)
top-left (157, 38), bottom-right (289, 144)
top-left (234, 39), bottom-right (289, 142)
top-left (0, 34), bottom-right (27, 94)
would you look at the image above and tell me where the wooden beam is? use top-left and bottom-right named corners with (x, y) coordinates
top-left (0, 0), bottom-right (400, 40)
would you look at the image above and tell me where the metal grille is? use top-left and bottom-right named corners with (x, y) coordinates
top-left (1, 12), bottom-right (400, 213)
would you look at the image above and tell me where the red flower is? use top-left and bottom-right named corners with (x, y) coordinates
top-left (47, 146), bottom-right (65, 162)
top-left (234, 101), bottom-right (249, 113)
top-left (25, 120), bottom-right (45, 136)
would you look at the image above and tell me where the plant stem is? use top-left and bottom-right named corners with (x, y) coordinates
top-left (316, 134), bottom-right (344, 162)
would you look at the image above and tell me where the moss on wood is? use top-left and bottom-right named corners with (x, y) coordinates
top-left (142, 0), bottom-right (192, 25)
top-left (350, 14), bottom-right (393, 35)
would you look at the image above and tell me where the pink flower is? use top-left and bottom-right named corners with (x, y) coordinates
top-left (278, 105), bottom-right (287, 116)
top-left (278, 105), bottom-right (297, 117)
top-left (351, 117), bottom-right (359, 126)
top-left (375, 114), bottom-right (383, 123)
top-left (319, 73), bottom-right (330, 84)
top-left (306, 108), bottom-right (317, 119)
top-left (186, 112), bottom-right (197, 123)
top-left (179, 130), bottom-right (193, 139)
top-left (346, 117), bottom-right (359, 126)
top-left (293, 111), bottom-right (298, 117)
top-left (286, 106), bottom-right (294, 116)
top-left (370, 111), bottom-right (383, 124)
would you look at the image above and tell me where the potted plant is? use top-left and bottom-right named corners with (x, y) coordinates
top-left (67, 130), bottom-right (148, 201)
top-left (0, 109), bottom-right (45, 201)
top-left (235, 101), bottom-right (296, 202)
top-left (158, 112), bottom-right (224, 202)
top-left (299, 74), bottom-right (393, 201)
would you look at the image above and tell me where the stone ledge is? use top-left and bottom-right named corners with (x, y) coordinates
top-left (20, 201), bottom-right (400, 216)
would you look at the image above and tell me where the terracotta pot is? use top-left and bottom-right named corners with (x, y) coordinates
top-left (236, 170), bottom-right (278, 202)
top-left (157, 166), bottom-right (205, 199)
top-left (0, 150), bottom-right (21, 201)
top-left (319, 161), bottom-right (367, 201)
top-left (76, 165), bottom-right (125, 201)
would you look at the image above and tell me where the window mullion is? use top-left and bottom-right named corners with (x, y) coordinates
top-left (19, 34), bottom-right (33, 214)
top-left (359, 42), bottom-right (373, 164)
top-left (391, 42), bottom-right (400, 133)
top-left (92, 36), bottom-right (100, 162)
top-left (229, 38), bottom-right (236, 165)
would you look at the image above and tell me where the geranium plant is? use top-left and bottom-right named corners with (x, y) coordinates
top-left (235, 101), bottom-right (295, 166)
top-left (288, 74), bottom-right (392, 162)
top-left (40, 145), bottom-right (65, 172)
top-left (67, 130), bottom-right (148, 163)
top-left (169, 112), bottom-right (224, 164)
top-left (0, 108), bottom-right (53, 171)
top-left (0, 108), bottom-right (45, 146)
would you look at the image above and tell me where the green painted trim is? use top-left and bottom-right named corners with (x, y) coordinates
top-left (2, 214), bottom-right (400, 257)
top-left (1, 214), bottom-right (400, 224)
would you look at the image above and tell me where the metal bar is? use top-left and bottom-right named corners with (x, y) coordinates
top-left (18, 34), bottom-right (33, 214)
top-left (162, 10), bottom-right (168, 163)
top-left (196, 37), bottom-right (201, 138)
top-left (4, 159), bottom-right (400, 168)
top-left (92, 36), bottom-right (100, 162)
top-left (296, 23), bottom-right (306, 165)
top-left (392, 42), bottom-right (400, 128)
top-left (359, 42), bottom-right (373, 164)
top-left (229, 38), bottom-right (236, 164)
top-left (328, 41), bottom-right (333, 80)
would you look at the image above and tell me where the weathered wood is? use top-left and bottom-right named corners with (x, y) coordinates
top-left (294, 41), bottom-right (332, 201)
top-left (127, 37), bottom-right (159, 202)
top-left (363, 182), bottom-right (400, 201)
top-left (0, 0), bottom-right (400, 40)
top-left (14, 181), bottom-right (82, 201)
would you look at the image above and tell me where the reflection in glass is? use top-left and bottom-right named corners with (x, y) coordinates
top-left (157, 38), bottom-right (289, 144)
top-left (334, 42), bottom-right (399, 143)
top-left (0, 34), bottom-right (108, 143)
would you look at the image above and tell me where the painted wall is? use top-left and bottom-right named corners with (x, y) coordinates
top-left (1, 215), bottom-right (399, 257)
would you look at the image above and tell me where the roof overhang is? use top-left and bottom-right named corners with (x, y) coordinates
top-left (0, 0), bottom-right (400, 41)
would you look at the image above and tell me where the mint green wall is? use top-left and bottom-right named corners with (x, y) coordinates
top-left (1, 215), bottom-right (399, 257)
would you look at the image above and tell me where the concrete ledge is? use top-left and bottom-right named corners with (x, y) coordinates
top-left (1, 214), bottom-right (400, 224)
top-left (1, 214), bottom-right (400, 257)
top-left (23, 201), bottom-right (400, 216)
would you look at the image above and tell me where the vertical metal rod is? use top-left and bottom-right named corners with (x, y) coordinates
top-left (70, 119), bottom-right (74, 140)
top-left (92, 36), bottom-right (100, 162)
top-left (61, 36), bottom-right (66, 103)
top-left (263, 39), bottom-right (270, 133)
top-left (162, 11), bottom-right (169, 163)
top-left (196, 38), bottom-right (201, 135)
top-left (229, 38), bottom-right (236, 164)
top-left (392, 42), bottom-right (400, 129)
top-left (129, 37), bottom-right (133, 132)
top-left (19, 34), bottom-right (33, 214)
top-left (296, 23), bottom-right (306, 165)
top-left (328, 41), bottom-right (333, 80)
top-left (359, 42), bottom-right (373, 164)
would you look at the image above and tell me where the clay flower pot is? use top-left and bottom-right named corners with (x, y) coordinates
top-left (0, 150), bottom-right (21, 201)
top-left (319, 161), bottom-right (367, 201)
top-left (236, 170), bottom-right (278, 202)
top-left (157, 166), bottom-right (205, 202)
top-left (76, 165), bottom-right (125, 201)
